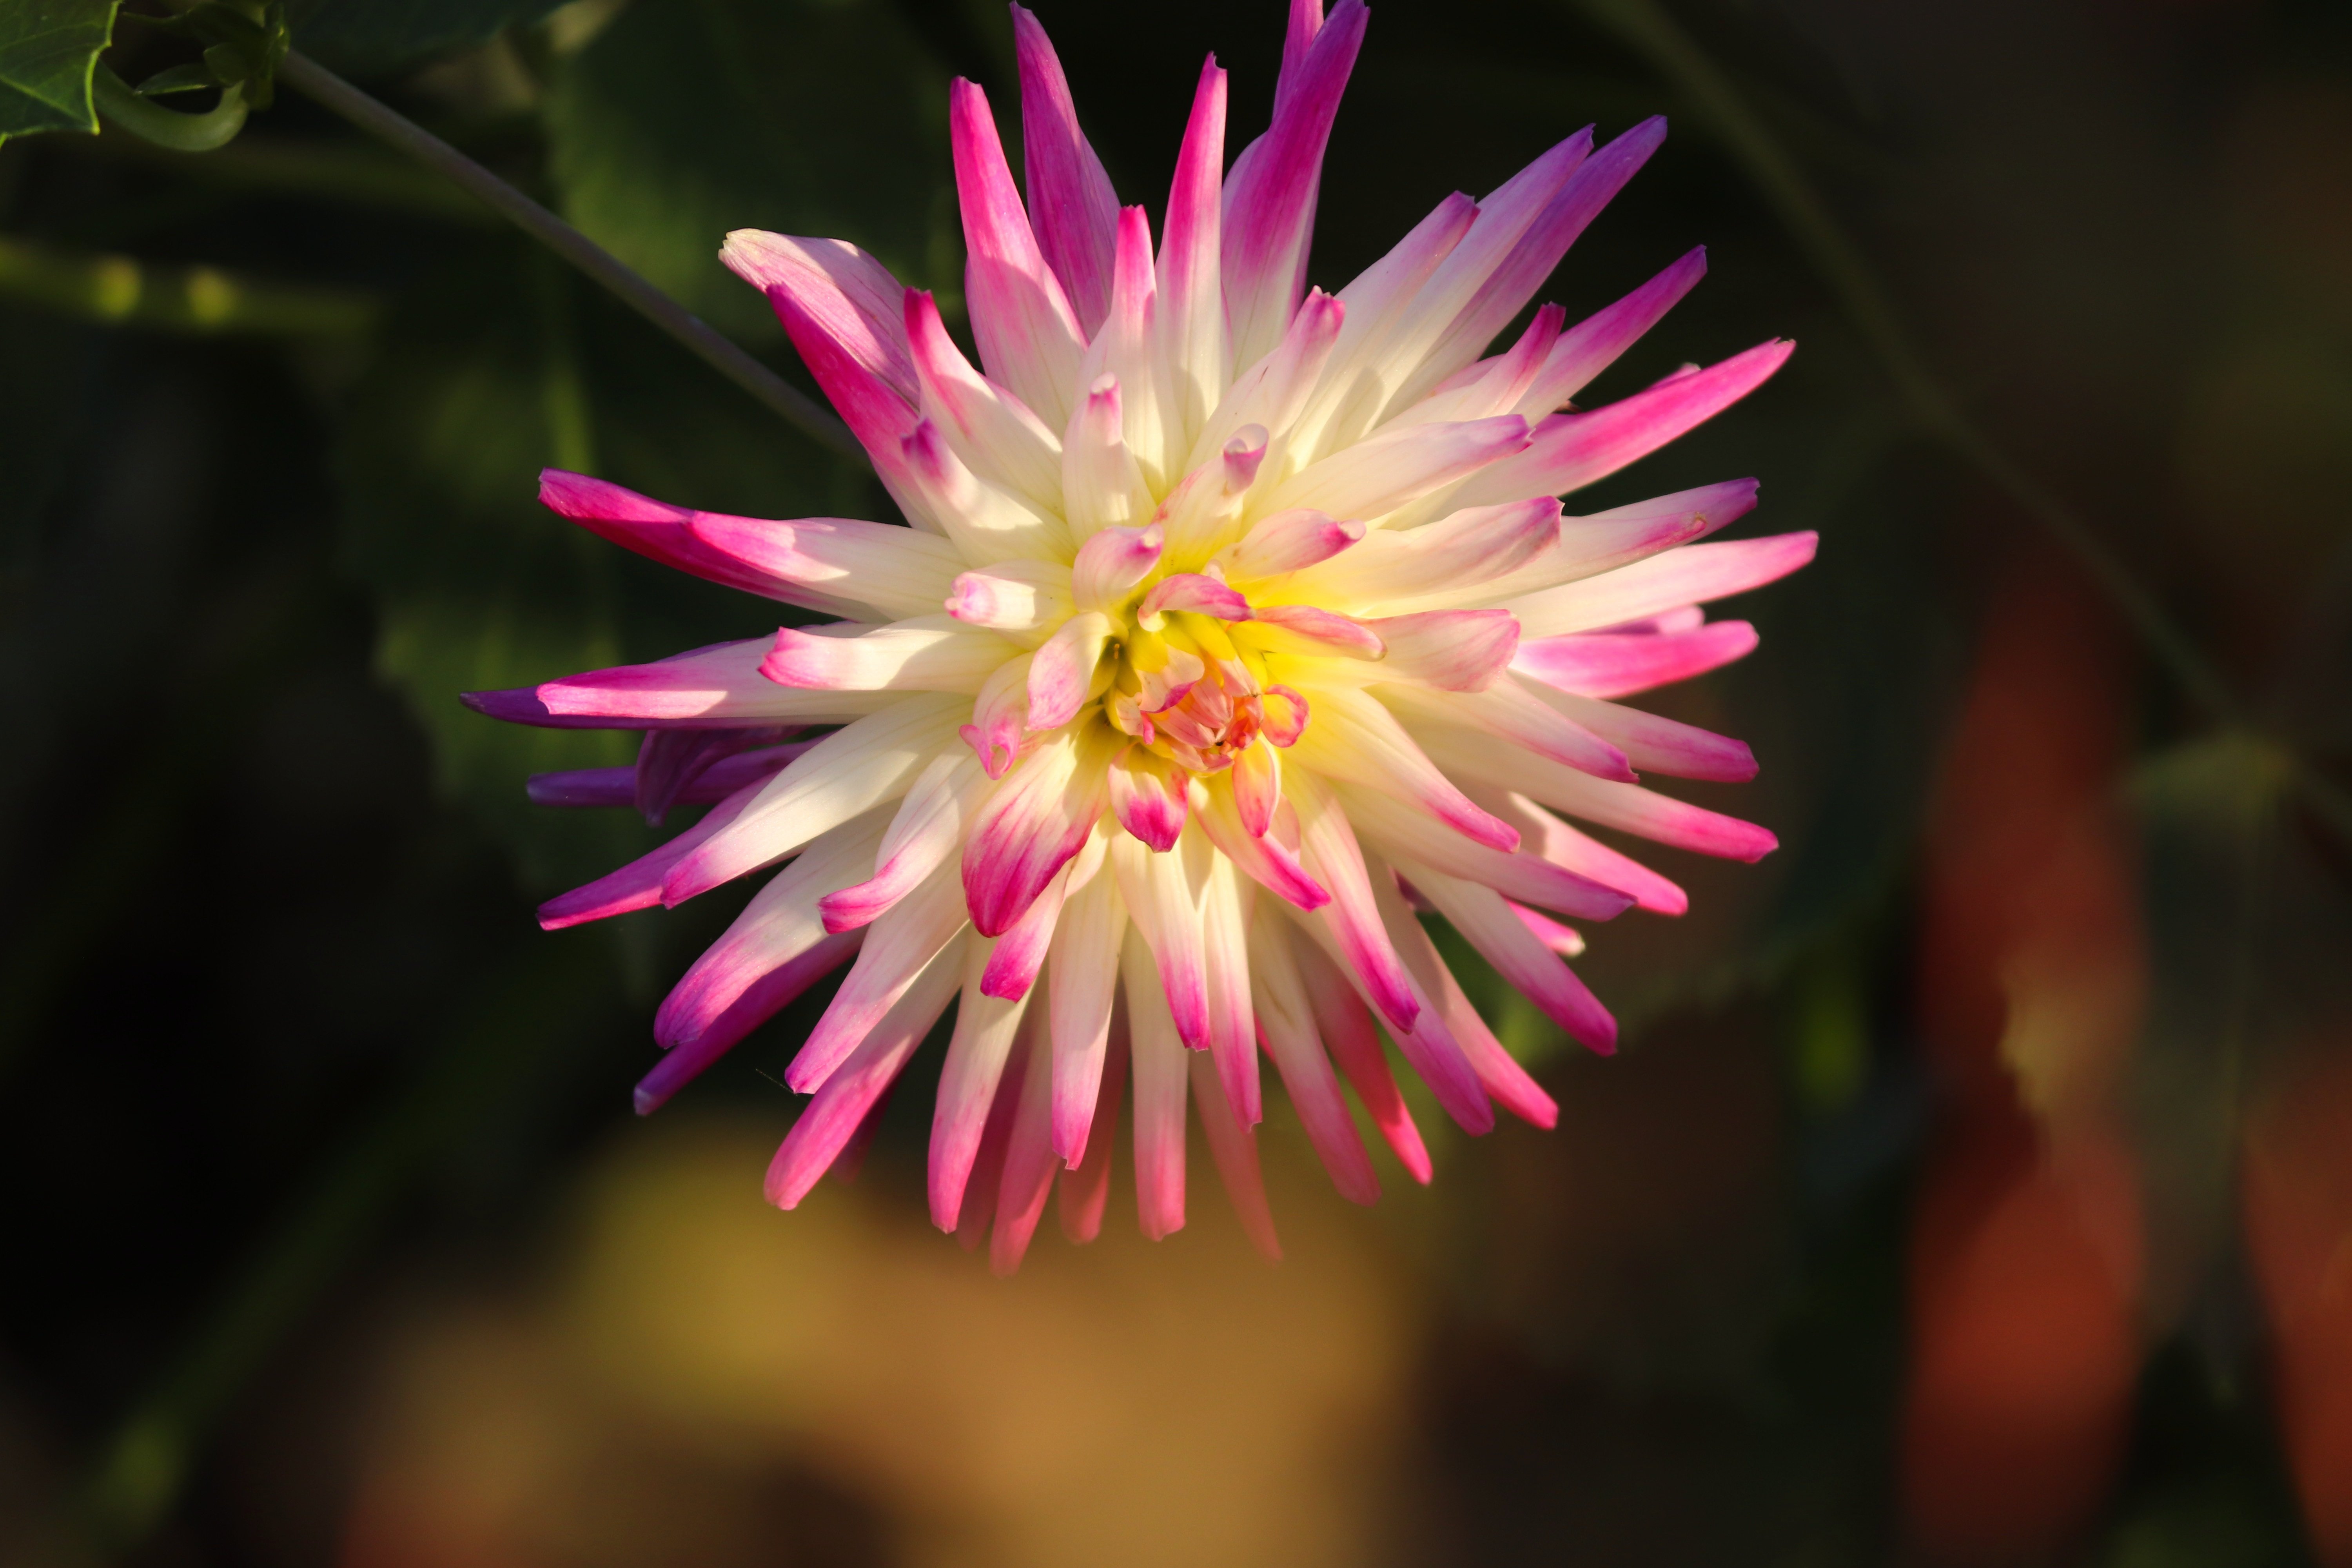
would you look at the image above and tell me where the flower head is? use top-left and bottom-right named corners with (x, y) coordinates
top-left (468, 0), bottom-right (1813, 1271)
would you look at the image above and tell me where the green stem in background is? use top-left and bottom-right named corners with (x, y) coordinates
top-left (1568, 0), bottom-right (2352, 841)
top-left (274, 51), bottom-right (862, 463)
top-left (76, 944), bottom-right (619, 1552)
top-left (0, 231), bottom-right (377, 334)
top-left (91, 65), bottom-right (249, 152)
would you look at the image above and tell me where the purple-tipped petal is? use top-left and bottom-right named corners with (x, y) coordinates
top-left (902, 287), bottom-right (1063, 510)
top-left (1286, 687), bottom-right (1521, 852)
top-left (636, 931), bottom-right (863, 1114)
top-left (1137, 572), bottom-right (1252, 627)
top-left (1452, 339), bottom-right (1795, 511)
top-left (951, 78), bottom-right (1089, 431)
top-left (1221, 0), bottom-right (1368, 368)
top-left (1511, 530), bottom-right (1818, 639)
top-left (1514, 619), bottom-right (1761, 698)
top-left (1355, 608), bottom-right (1521, 691)
top-left (765, 936), bottom-right (967, 1209)
top-left (961, 722), bottom-right (1119, 937)
top-left (1516, 245), bottom-right (1708, 416)
top-left (1158, 54), bottom-right (1229, 450)
top-left (1407, 116), bottom-right (1671, 405)
top-left (539, 470), bottom-right (855, 615)
top-left (1012, 5), bottom-right (1121, 336)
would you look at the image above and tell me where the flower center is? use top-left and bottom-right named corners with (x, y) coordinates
top-left (1100, 605), bottom-right (1308, 778)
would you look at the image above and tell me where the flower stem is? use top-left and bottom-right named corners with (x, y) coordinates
top-left (274, 51), bottom-right (863, 463)
top-left (92, 65), bottom-right (250, 152)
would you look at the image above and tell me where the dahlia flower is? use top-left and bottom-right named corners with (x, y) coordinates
top-left (468, 0), bottom-right (1812, 1271)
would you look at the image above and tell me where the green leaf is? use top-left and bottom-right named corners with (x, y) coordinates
top-left (287, 0), bottom-right (567, 75)
top-left (543, 0), bottom-right (955, 343)
top-left (338, 240), bottom-right (875, 895)
top-left (0, 0), bottom-right (120, 146)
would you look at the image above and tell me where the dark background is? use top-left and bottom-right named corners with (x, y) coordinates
top-left (4, 0), bottom-right (2350, 1562)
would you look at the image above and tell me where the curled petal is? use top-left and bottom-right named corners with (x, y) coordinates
top-left (1240, 604), bottom-right (1385, 660)
top-left (1382, 680), bottom-right (1632, 781)
top-left (1108, 744), bottom-right (1191, 852)
top-left (1056, 1014), bottom-right (1126, 1239)
top-left (541, 470), bottom-right (858, 616)
top-left (1469, 783), bottom-right (1689, 916)
top-left (1071, 523), bottom-right (1165, 612)
top-left (786, 857), bottom-right (971, 1093)
top-left (1230, 738), bottom-right (1282, 836)
top-left (962, 721), bottom-right (1121, 936)
top-left (1191, 287), bottom-right (1345, 473)
top-left (1404, 116), bottom-right (1671, 409)
top-left (529, 734), bottom-right (808, 820)
top-left (1200, 854), bottom-right (1262, 1130)
top-left (945, 562), bottom-right (1074, 636)
top-left (898, 418), bottom-right (1073, 564)
top-left (1025, 611), bottom-right (1115, 731)
top-left (979, 850), bottom-right (1076, 1002)
top-left (960, 653), bottom-right (1034, 780)
top-left (528, 641), bottom-right (900, 727)
top-left (1259, 686), bottom-right (1309, 747)
top-left (1137, 572), bottom-right (1253, 628)
top-left (1062, 373), bottom-right (1158, 537)
top-left (1510, 900), bottom-right (1586, 956)
top-left (639, 931), bottom-right (863, 1114)
top-left (987, 1004), bottom-right (1061, 1274)
top-left (537, 776), bottom-right (769, 931)
top-left (761, 617), bottom-right (1016, 693)
top-left (1364, 853), bottom-right (1554, 1127)
top-left (1225, 508), bottom-right (1361, 580)
top-left (1400, 859), bottom-right (1616, 1054)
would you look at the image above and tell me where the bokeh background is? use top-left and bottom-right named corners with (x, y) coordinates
top-left (4, 0), bottom-right (2351, 1562)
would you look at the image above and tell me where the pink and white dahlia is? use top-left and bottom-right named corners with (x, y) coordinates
top-left (470, 0), bottom-right (1813, 1270)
